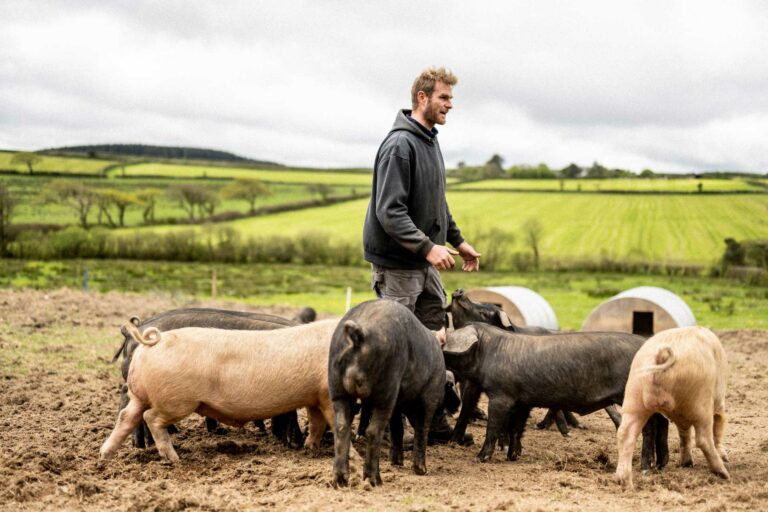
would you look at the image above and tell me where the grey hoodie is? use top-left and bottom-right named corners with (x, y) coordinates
top-left (363, 109), bottom-right (464, 269)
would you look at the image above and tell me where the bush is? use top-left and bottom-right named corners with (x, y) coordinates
top-left (50, 226), bottom-right (90, 258)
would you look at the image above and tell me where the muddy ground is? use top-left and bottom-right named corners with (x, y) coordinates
top-left (0, 288), bottom-right (766, 511)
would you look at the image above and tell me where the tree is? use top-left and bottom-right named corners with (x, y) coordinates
top-left (0, 183), bottom-right (16, 256)
top-left (137, 188), bottom-right (163, 224)
top-left (41, 181), bottom-right (95, 228)
top-left (523, 218), bottom-right (543, 270)
top-left (482, 154), bottom-right (505, 179)
top-left (11, 152), bottom-right (42, 174)
top-left (722, 238), bottom-right (745, 274)
top-left (168, 183), bottom-right (213, 221)
top-left (221, 178), bottom-right (272, 213)
top-left (200, 189), bottom-right (220, 217)
top-left (94, 189), bottom-right (142, 227)
top-left (640, 169), bottom-right (655, 178)
top-left (560, 163), bottom-right (582, 179)
top-left (586, 161), bottom-right (609, 179)
top-left (306, 183), bottom-right (332, 201)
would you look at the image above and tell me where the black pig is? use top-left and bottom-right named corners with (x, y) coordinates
top-left (449, 288), bottom-right (668, 471)
top-left (443, 323), bottom-right (668, 469)
top-left (329, 300), bottom-right (446, 487)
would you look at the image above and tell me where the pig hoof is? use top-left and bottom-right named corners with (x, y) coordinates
top-left (477, 452), bottom-right (492, 463)
top-left (413, 464), bottom-right (427, 476)
top-left (332, 473), bottom-right (349, 488)
top-left (715, 469), bottom-right (730, 480)
top-left (680, 460), bottom-right (693, 468)
top-left (363, 472), bottom-right (381, 486)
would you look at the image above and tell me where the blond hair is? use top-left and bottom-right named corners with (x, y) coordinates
top-left (411, 67), bottom-right (458, 109)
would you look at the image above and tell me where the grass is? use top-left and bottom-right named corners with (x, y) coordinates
top-left (127, 192), bottom-right (768, 267)
top-left (0, 259), bottom-right (766, 329)
top-left (120, 162), bottom-right (375, 186)
top-left (451, 178), bottom-right (765, 193)
top-left (0, 150), bottom-right (116, 175)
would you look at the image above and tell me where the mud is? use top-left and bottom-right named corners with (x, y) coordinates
top-left (1, 288), bottom-right (767, 511)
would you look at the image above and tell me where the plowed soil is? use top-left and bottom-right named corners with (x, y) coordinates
top-left (1, 288), bottom-right (766, 511)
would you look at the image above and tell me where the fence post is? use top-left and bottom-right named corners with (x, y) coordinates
top-left (345, 286), bottom-right (352, 312)
top-left (211, 269), bottom-right (218, 299)
top-left (83, 268), bottom-right (89, 292)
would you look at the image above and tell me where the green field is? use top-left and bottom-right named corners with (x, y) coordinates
top-left (129, 192), bottom-right (768, 266)
top-left (1, 175), bottom-right (358, 227)
top-left (0, 151), bottom-right (116, 175)
top-left (120, 162), bottom-right (375, 186)
top-left (451, 178), bottom-right (765, 193)
top-left (1, 259), bottom-right (765, 329)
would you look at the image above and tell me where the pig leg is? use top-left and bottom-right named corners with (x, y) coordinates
top-left (713, 411), bottom-right (728, 462)
top-left (506, 407), bottom-right (531, 461)
top-left (564, 411), bottom-right (585, 430)
top-left (100, 397), bottom-right (146, 459)
top-left (678, 424), bottom-right (694, 467)
top-left (605, 405), bottom-right (622, 429)
top-left (407, 399), bottom-right (438, 476)
top-left (305, 406), bottom-right (329, 450)
top-left (332, 397), bottom-right (355, 488)
top-left (143, 409), bottom-right (180, 463)
top-left (357, 402), bottom-right (372, 439)
top-left (554, 410), bottom-right (571, 437)
top-left (640, 418), bottom-right (656, 472)
top-left (271, 411), bottom-right (304, 449)
top-left (654, 414), bottom-right (670, 469)
top-left (451, 381), bottom-right (481, 444)
top-left (535, 408), bottom-right (557, 430)
top-left (694, 418), bottom-right (729, 479)
top-left (615, 411), bottom-right (649, 490)
top-left (478, 395), bottom-right (514, 462)
top-left (363, 405), bottom-right (393, 485)
top-left (389, 405), bottom-right (404, 466)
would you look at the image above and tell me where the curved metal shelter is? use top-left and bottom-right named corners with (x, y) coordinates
top-left (581, 286), bottom-right (696, 335)
top-left (465, 286), bottom-right (559, 330)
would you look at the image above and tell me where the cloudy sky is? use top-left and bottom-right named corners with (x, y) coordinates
top-left (1, 1), bottom-right (767, 173)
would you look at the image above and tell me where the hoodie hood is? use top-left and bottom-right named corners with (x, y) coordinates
top-left (390, 109), bottom-right (437, 143)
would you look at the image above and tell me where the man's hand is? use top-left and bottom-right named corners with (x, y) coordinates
top-left (426, 245), bottom-right (456, 271)
top-left (456, 242), bottom-right (481, 272)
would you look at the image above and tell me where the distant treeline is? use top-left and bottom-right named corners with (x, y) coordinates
top-left (449, 154), bottom-right (768, 181)
top-left (40, 144), bottom-right (281, 167)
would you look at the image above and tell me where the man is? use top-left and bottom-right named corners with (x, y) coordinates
top-left (363, 66), bottom-right (480, 331)
top-left (362, 67), bottom-right (480, 446)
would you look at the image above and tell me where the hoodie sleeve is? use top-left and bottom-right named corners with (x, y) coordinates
top-left (374, 153), bottom-right (435, 258)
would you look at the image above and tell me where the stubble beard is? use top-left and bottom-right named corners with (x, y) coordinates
top-left (424, 100), bottom-right (445, 126)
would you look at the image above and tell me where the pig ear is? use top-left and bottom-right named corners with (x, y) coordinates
top-left (343, 320), bottom-right (365, 348)
top-left (497, 310), bottom-right (513, 329)
top-left (442, 326), bottom-right (480, 354)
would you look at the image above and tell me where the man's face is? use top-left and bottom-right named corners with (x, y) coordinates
top-left (423, 81), bottom-right (453, 126)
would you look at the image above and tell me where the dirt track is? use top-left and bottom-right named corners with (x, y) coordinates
top-left (1, 288), bottom-right (767, 511)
